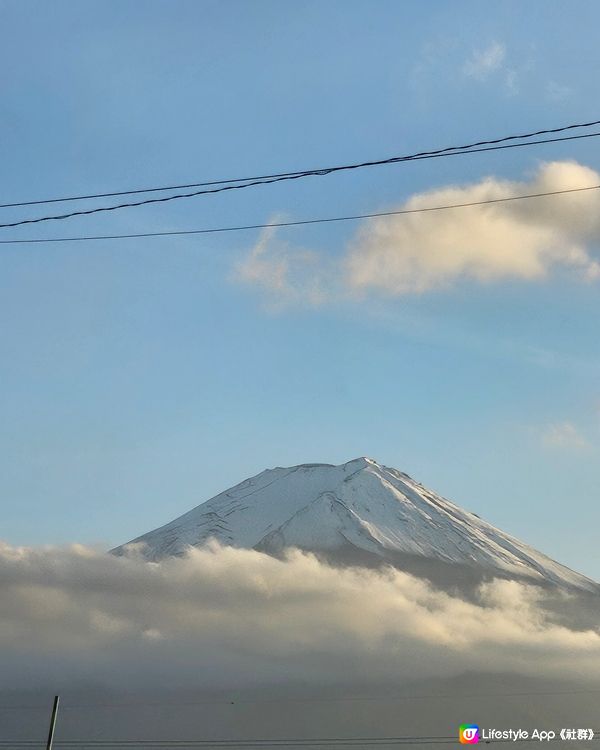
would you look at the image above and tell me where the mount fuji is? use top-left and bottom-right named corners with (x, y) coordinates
top-left (113, 457), bottom-right (597, 592)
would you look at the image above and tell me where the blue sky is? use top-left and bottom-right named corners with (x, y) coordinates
top-left (1, 0), bottom-right (599, 579)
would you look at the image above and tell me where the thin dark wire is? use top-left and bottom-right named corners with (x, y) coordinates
top-left (0, 744), bottom-right (600, 748)
top-left (1, 131), bottom-right (600, 229)
top-left (0, 735), bottom-right (460, 747)
top-left (3, 685), bottom-right (600, 711)
top-left (0, 183), bottom-right (598, 246)
top-left (0, 735), bottom-right (462, 747)
top-left (59, 686), bottom-right (600, 709)
top-left (2, 116), bottom-right (600, 209)
top-left (0, 744), bottom-right (456, 748)
top-left (0, 730), bottom-right (600, 747)
top-left (0, 743), bottom-right (459, 748)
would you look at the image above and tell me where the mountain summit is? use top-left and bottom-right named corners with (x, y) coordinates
top-left (113, 457), bottom-right (597, 592)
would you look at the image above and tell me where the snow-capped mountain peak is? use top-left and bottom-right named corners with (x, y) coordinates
top-left (113, 458), bottom-right (597, 592)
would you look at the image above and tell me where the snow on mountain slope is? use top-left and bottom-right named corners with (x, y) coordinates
top-left (112, 457), bottom-right (598, 592)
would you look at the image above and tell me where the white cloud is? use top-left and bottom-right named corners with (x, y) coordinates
top-left (235, 161), bottom-right (600, 304)
top-left (541, 422), bottom-right (590, 450)
top-left (0, 542), bottom-right (599, 690)
top-left (463, 42), bottom-right (506, 80)
top-left (234, 224), bottom-right (330, 309)
top-left (345, 161), bottom-right (600, 296)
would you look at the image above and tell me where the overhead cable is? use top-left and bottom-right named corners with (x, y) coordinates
top-left (2, 130), bottom-right (600, 229)
top-left (1, 182), bottom-right (598, 246)
top-left (2, 116), bottom-right (600, 210)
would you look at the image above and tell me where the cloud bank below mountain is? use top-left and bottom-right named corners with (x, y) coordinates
top-left (2, 542), bottom-right (599, 690)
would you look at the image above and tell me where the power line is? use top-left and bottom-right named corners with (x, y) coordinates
top-left (0, 741), bottom-right (456, 748)
top-left (0, 735), bottom-right (460, 747)
top-left (0, 182), bottom-right (598, 246)
top-left (2, 116), bottom-right (600, 210)
top-left (0, 742), bottom-right (458, 748)
top-left (3, 685), bottom-right (600, 711)
top-left (1, 735), bottom-right (460, 747)
top-left (1, 130), bottom-right (600, 230)
top-left (0, 734), bottom-right (597, 747)
top-left (49, 685), bottom-right (600, 709)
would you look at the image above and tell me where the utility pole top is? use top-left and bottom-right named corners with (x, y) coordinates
top-left (46, 695), bottom-right (60, 750)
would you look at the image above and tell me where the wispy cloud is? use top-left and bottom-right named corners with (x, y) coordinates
top-left (541, 422), bottom-right (590, 450)
top-left (461, 42), bottom-right (527, 95)
top-left (235, 161), bottom-right (600, 306)
top-left (233, 224), bottom-right (330, 310)
top-left (463, 41), bottom-right (506, 80)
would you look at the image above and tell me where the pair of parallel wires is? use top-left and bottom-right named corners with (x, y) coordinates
top-left (1, 117), bottom-right (600, 244)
